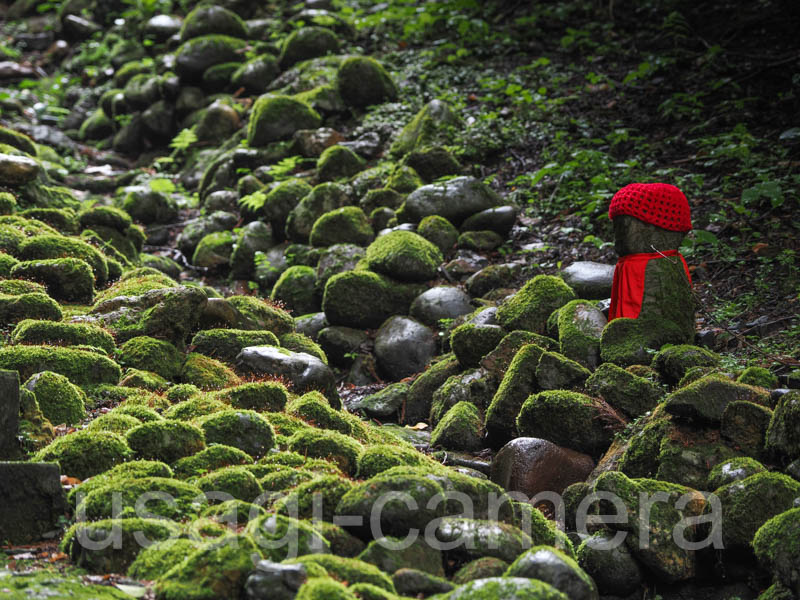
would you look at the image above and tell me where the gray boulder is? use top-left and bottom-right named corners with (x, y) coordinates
top-left (560, 261), bottom-right (614, 300)
top-left (409, 286), bottom-right (473, 326)
top-left (374, 316), bottom-right (436, 380)
top-left (401, 176), bottom-right (499, 226)
top-left (236, 346), bottom-right (337, 402)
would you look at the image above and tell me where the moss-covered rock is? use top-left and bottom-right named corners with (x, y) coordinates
top-left (505, 545), bottom-right (598, 600)
top-left (227, 295), bottom-right (295, 335)
top-left (126, 420), bottom-right (206, 463)
top-left (63, 518), bottom-right (181, 575)
top-left (181, 352), bottom-right (241, 390)
top-left (0, 344), bottom-right (121, 385)
top-left (310, 205), bottom-right (373, 248)
top-left (119, 336), bottom-right (184, 380)
top-left (191, 328), bottom-right (279, 364)
top-left (288, 428), bottom-right (363, 475)
top-left (280, 26), bottom-right (340, 68)
top-left (517, 390), bottom-right (612, 456)
top-left (0, 291), bottom-right (63, 323)
top-left (390, 100), bottom-right (459, 158)
top-left (67, 458), bottom-right (173, 505)
top-left (175, 34), bottom-right (247, 80)
top-left (322, 269), bottom-right (423, 329)
top-left (712, 471), bottom-right (800, 549)
top-left (355, 443), bottom-right (428, 479)
top-left (535, 350), bottom-right (592, 391)
top-left (706, 456), bottom-right (767, 490)
top-left (664, 373), bottom-right (770, 424)
top-left (317, 145), bottom-right (366, 182)
top-left (198, 409), bottom-right (275, 458)
top-left (599, 316), bottom-right (689, 368)
top-left (23, 370), bottom-right (86, 426)
top-left (737, 365), bottom-right (778, 388)
top-left (78, 476), bottom-right (204, 520)
top-left (128, 538), bottom-right (201, 581)
top-left (18, 234), bottom-right (108, 286)
top-left (212, 381), bottom-right (289, 412)
top-left (154, 534), bottom-right (259, 600)
top-left (365, 230), bottom-right (443, 282)
top-left (655, 431), bottom-right (739, 490)
top-left (721, 400), bottom-right (773, 458)
top-left (279, 331), bottom-right (327, 364)
top-left (245, 513), bottom-right (329, 561)
top-left (33, 430), bottom-right (132, 480)
top-left (430, 401), bottom-right (484, 451)
top-left (753, 507), bottom-right (800, 595)
top-left (336, 56), bottom-right (397, 108)
top-left (11, 257), bottom-right (94, 303)
top-left (196, 465), bottom-right (263, 502)
top-left (10, 319), bottom-right (115, 353)
top-left (652, 344), bottom-right (721, 384)
top-left (585, 362), bottom-right (663, 418)
top-left (295, 578), bottom-right (356, 600)
top-left (766, 390), bottom-right (800, 460)
top-left (496, 275), bottom-right (576, 334)
top-left (270, 265), bottom-right (320, 315)
top-left (86, 412), bottom-right (141, 434)
top-left (289, 554), bottom-right (395, 592)
top-left (416, 214), bottom-right (458, 255)
top-left (180, 5), bottom-right (247, 41)
top-left (287, 391), bottom-right (352, 434)
top-left (450, 323), bottom-right (506, 369)
top-left (274, 474), bottom-right (355, 520)
top-left (248, 94), bottom-right (322, 146)
top-left (0, 278), bottom-right (46, 296)
top-left (172, 444), bottom-right (253, 480)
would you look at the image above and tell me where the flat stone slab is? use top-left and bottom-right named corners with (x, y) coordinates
top-left (0, 462), bottom-right (67, 544)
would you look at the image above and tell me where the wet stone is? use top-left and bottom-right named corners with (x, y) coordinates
top-left (0, 462), bottom-right (67, 544)
top-left (560, 261), bottom-right (614, 300)
top-left (0, 153), bottom-right (40, 185)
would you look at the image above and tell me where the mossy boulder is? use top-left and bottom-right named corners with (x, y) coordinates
top-left (452, 557), bottom-right (510, 585)
top-left (322, 269), bottom-right (423, 329)
top-left (248, 94), bottom-right (322, 146)
top-left (181, 352), bottom-right (241, 390)
top-left (274, 474), bottom-right (355, 520)
top-left (279, 332), bottom-right (327, 365)
top-left (450, 323), bottom-right (506, 369)
top-left (87, 412), bottom-right (141, 434)
top-left (593, 471), bottom-right (705, 583)
top-left (505, 545), bottom-right (598, 600)
top-left (128, 538), bottom-right (201, 581)
top-left (33, 430), bottom-right (132, 480)
top-left (285, 182), bottom-right (351, 244)
top-left (706, 456), bottom-right (767, 490)
top-left (355, 443), bottom-right (428, 479)
top-left (192, 230), bottom-right (234, 269)
top-left (125, 420), bottom-right (206, 463)
top-left (737, 366), bottom-right (778, 388)
top-left (260, 178), bottom-right (314, 235)
top-left (287, 391), bottom-right (351, 434)
top-left (336, 56), bottom-right (397, 108)
top-left (403, 353), bottom-right (461, 425)
top-left (121, 368), bottom-right (170, 391)
top-left (652, 344), bottom-right (721, 384)
top-left (119, 336), bottom-right (184, 380)
top-left (0, 345), bottom-right (121, 385)
top-left (180, 5), bottom-right (247, 41)
top-left (721, 400), bottom-right (773, 458)
top-left (496, 275), bottom-right (576, 334)
top-left (433, 517), bottom-right (536, 565)
top-left (270, 265), bottom-right (320, 315)
top-left (317, 145), bottom-right (366, 182)
top-left (23, 370), bottom-right (86, 426)
top-left (664, 373), bottom-right (770, 424)
top-left (585, 362), bottom-right (663, 418)
top-left (196, 465), bottom-right (263, 502)
top-left (245, 513), bottom-right (330, 561)
top-left (288, 428), bottom-right (362, 475)
top-left (173, 444), bottom-right (253, 479)
top-left (121, 187), bottom-right (179, 226)
top-left (78, 476), bottom-right (203, 520)
top-left (18, 234), bottom-right (108, 286)
top-left (517, 390), bottom-right (612, 457)
top-left (335, 466), bottom-right (446, 540)
top-left (310, 206), bottom-right (373, 248)
top-left (10, 319), bottom-right (115, 353)
top-left (556, 299), bottom-right (606, 369)
top-left (365, 230), bottom-right (443, 282)
top-left (63, 518), bottom-right (181, 575)
top-left (430, 401), bottom-right (484, 451)
top-left (712, 471), bottom-right (800, 549)
top-left (416, 214), bottom-right (459, 256)
top-left (191, 328), bottom-right (279, 364)
top-left (213, 381), bottom-right (289, 412)
top-left (67, 459), bottom-right (173, 507)
top-left (11, 257), bottom-right (94, 303)
top-left (198, 409), bottom-right (275, 458)
top-left (280, 26), bottom-right (340, 68)
top-left (766, 390), bottom-right (800, 460)
top-left (753, 507), bottom-right (800, 595)
top-left (175, 34), bottom-right (247, 80)
top-left (484, 343), bottom-right (547, 446)
top-left (390, 99), bottom-right (460, 158)
top-left (154, 534), bottom-right (259, 600)
top-left (599, 316), bottom-right (691, 368)
top-left (535, 350), bottom-right (592, 391)
top-left (0, 292), bottom-right (62, 323)
top-left (227, 295), bottom-right (295, 335)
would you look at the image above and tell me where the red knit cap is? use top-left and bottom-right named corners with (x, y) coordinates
top-left (609, 183), bottom-right (691, 232)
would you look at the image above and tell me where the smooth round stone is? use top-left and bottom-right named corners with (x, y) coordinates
top-left (0, 153), bottom-right (39, 185)
top-left (577, 532), bottom-right (644, 596)
top-left (460, 205), bottom-right (518, 236)
top-left (560, 261), bottom-right (614, 300)
top-left (145, 14), bottom-right (183, 40)
top-left (236, 345), bottom-right (337, 401)
top-left (410, 286), bottom-right (474, 326)
top-left (374, 316), bottom-right (436, 380)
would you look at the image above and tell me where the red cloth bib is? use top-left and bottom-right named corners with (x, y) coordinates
top-left (609, 250), bottom-right (691, 320)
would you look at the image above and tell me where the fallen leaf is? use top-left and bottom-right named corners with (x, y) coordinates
top-left (49, 552), bottom-right (68, 562)
top-left (407, 422), bottom-right (428, 430)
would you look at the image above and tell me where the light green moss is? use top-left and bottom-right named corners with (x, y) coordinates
top-left (33, 430), bottom-right (132, 480)
top-left (10, 319), bottom-right (115, 353)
